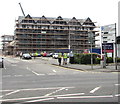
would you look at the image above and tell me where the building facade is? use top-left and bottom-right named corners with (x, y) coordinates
top-left (1, 35), bottom-right (14, 55)
top-left (101, 24), bottom-right (119, 58)
top-left (14, 14), bottom-right (97, 54)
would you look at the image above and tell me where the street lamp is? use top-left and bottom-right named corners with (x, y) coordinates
top-left (115, 23), bottom-right (117, 70)
top-left (68, 23), bottom-right (70, 51)
top-left (103, 42), bottom-right (106, 68)
top-left (88, 30), bottom-right (93, 70)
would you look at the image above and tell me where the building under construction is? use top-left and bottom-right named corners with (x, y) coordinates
top-left (14, 14), bottom-right (97, 54)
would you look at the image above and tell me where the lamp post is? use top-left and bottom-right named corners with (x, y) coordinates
top-left (88, 30), bottom-right (93, 70)
top-left (103, 42), bottom-right (106, 68)
top-left (115, 23), bottom-right (117, 70)
top-left (68, 23), bottom-right (70, 51)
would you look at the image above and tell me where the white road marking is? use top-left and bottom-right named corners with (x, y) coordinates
top-left (0, 90), bottom-right (13, 92)
top-left (0, 87), bottom-right (75, 101)
top-left (26, 67), bottom-right (30, 70)
top-left (25, 98), bottom-right (54, 103)
top-left (44, 88), bottom-right (65, 96)
top-left (26, 67), bottom-right (40, 76)
top-left (38, 74), bottom-right (45, 76)
top-left (0, 96), bottom-right (3, 98)
top-left (3, 86), bottom-right (74, 92)
top-left (57, 95), bottom-right (113, 99)
top-left (0, 96), bottom-right (47, 102)
top-left (115, 84), bottom-right (120, 86)
top-left (53, 70), bottom-right (56, 72)
top-left (48, 73), bottom-right (56, 75)
top-left (55, 93), bottom-right (85, 97)
top-left (115, 94), bottom-right (120, 97)
top-left (90, 86), bottom-right (101, 93)
top-left (31, 71), bottom-right (40, 76)
top-left (14, 75), bottom-right (23, 77)
top-left (4, 67), bottom-right (6, 70)
top-left (3, 90), bottom-right (20, 97)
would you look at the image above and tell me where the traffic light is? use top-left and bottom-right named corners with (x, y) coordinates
top-left (116, 36), bottom-right (120, 44)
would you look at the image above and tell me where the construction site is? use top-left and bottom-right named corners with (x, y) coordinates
top-left (12, 3), bottom-right (98, 55)
top-left (14, 14), bottom-right (97, 54)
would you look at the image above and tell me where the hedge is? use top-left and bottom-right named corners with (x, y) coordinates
top-left (73, 53), bottom-right (101, 64)
top-left (72, 54), bottom-right (120, 64)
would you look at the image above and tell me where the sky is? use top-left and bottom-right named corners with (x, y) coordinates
top-left (0, 0), bottom-right (119, 40)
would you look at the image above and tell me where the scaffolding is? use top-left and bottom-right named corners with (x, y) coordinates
top-left (14, 14), bottom-right (97, 54)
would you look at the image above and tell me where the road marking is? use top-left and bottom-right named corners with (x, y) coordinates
top-left (26, 67), bottom-right (40, 76)
top-left (57, 95), bottom-right (113, 99)
top-left (53, 70), bottom-right (56, 72)
top-left (4, 66), bottom-right (6, 70)
top-left (115, 94), bottom-right (120, 97)
top-left (38, 74), bottom-right (45, 76)
top-left (44, 88), bottom-right (65, 96)
top-left (90, 86), bottom-right (101, 93)
top-left (2, 86), bottom-right (74, 92)
top-left (26, 67), bottom-right (30, 70)
top-left (31, 71), bottom-right (40, 76)
top-left (0, 90), bottom-right (13, 92)
top-left (14, 75), bottom-right (23, 77)
top-left (3, 90), bottom-right (20, 97)
top-left (55, 93), bottom-right (85, 97)
top-left (25, 98), bottom-right (54, 103)
top-left (0, 94), bottom-right (113, 102)
top-left (115, 84), bottom-right (120, 86)
top-left (0, 87), bottom-right (74, 101)
top-left (48, 73), bottom-right (56, 75)
top-left (0, 96), bottom-right (48, 102)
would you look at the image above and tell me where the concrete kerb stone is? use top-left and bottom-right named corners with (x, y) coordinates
top-left (52, 64), bottom-right (85, 72)
top-left (52, 64), bottom-right (120, 73)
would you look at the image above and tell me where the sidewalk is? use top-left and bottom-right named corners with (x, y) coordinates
top-left (50, 58), bottom-right (120, 73)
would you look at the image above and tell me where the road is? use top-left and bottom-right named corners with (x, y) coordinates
top-left (1, 57), bottom-right (119, 103)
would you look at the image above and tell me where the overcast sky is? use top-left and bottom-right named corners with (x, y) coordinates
top-left (0, 0), bottom-right (119, 36)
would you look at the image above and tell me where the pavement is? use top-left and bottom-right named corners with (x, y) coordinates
top-left (48, 58), bottom-right (120, 73)
top-left (1, 55), bottom-right (120, 73)
top-left (52, 63), bottom-right (120, 73)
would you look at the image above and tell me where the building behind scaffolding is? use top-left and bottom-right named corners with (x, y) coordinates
top-left (14, 14), bottom-right (97, 54)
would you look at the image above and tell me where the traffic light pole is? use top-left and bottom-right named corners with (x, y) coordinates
top-left (88, 30), bottom-right (93, 70)
top-left (115, 23), bottom-right (117, 70)
top-left (91, 41), bottom-right (93, 70)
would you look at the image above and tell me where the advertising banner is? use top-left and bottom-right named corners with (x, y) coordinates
top-left (102, 43), bottom-right (114, 53)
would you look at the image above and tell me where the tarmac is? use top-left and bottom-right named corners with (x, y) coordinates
top-left (1, 55), bottom-right (120, 73)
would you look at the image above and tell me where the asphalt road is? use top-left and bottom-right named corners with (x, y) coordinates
top-left (1, 57), bottom-right (119, 103)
